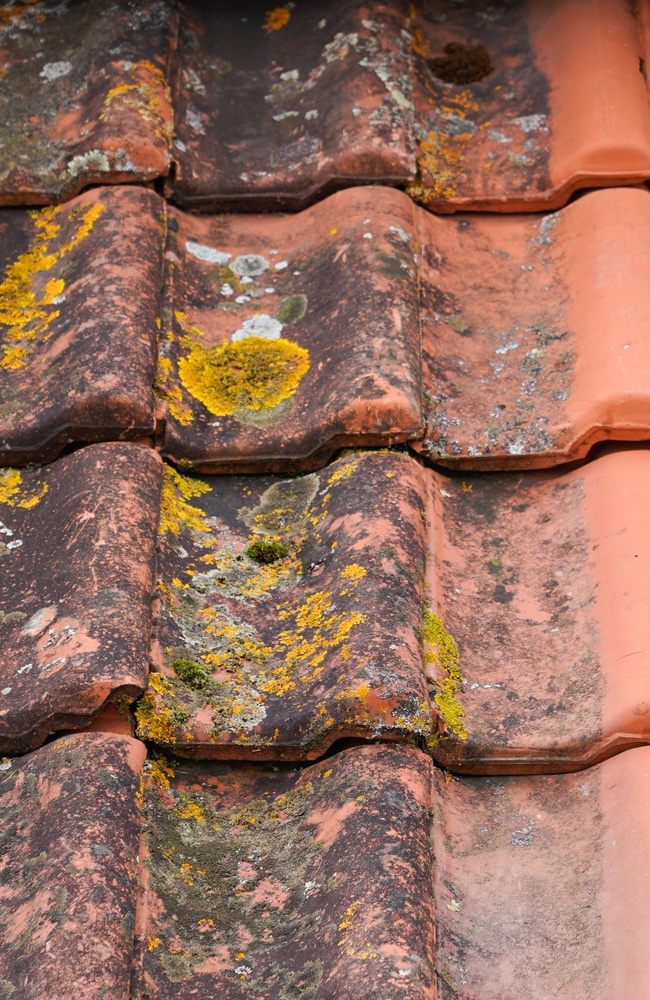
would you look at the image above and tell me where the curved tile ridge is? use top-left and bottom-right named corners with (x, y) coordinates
top-left (0, 0), bottom-right (176, 205)
top-left (0, 186), bottom-right (165, 465)
top-left (424, 447), bottom-right (650, 774)
top-left (410, 0), bottom-right (650, 212)
top-left (0, 442), bottom-right (163, 755)
top-left (0, 732), bottom-right (146, 1000)
top-left (159, 186), bottom-right (423, 472)
top-left (137, 450), bottom-right (432, 759)
top-left (432, 749), bottom-right (650, 999)
top-left (414, 186), bottom-right (650, 469)
top-left (130, 745), bottom-right (435, 999)
top-left (166, 0), bottom-right (415, 211)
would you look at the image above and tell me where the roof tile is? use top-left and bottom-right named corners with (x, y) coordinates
top-left (0, 443), bottom-right (162, 754)
top-left (0, 186), bottom-right (164, 464)
top-left (0, 732), bottom-right (146, 1000)
top-left (138, 451), bottom-right (431, 758)
top-left (410, 0), bottom-right (650, 212)
top-left (159, 187), bottom-right (422, 472)
top-left (432, 748), bottom-right (650, 998)
top-left (167, 0), bottom-right (414, 210)
top-left (131, 744), bottom-right (435, 998)
top-left (0, 0), bottom-right (176, 205)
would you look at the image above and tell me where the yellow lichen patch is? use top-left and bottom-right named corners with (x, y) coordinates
top-left (101, 61), bottom-right (172, 148)
top-left (406, 129), bottom-right (470, 204)
top-left (149, 756), bottom-right (175, 791)
top-left (340, 564), bottom-right (366, 584)
top-left (178, 336), bottom-right (310, 416)
top-left (135, 695), bottom-right (177, 744)
top-left (0, 468), bottom-right (48, 508)
top-left (0, 201), bottom-right (103, 369)
top-left (175, 799), bottom-right (205, 822)
top-left (155, 354), bottom-right (194, 426)
top-left (263, 7), bottom-right (290, 32)
top-left (326, 461), bottom-right (357, 488)
top-left (276, 590), bottom-right (367, 676)
top-left (159, 465), bottom-right (212, 538)
top-left (423, 604), bottom-right (469, 741)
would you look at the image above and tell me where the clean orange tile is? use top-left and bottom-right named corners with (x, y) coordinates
top-left (0, 443), bottom-right (162, 754)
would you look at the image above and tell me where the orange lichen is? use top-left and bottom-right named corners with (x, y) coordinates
top-left (263, 7), bottom-right (290, 32)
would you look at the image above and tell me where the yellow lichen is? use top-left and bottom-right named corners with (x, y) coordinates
top-left (135, 695), bottom-right (177, 744)
top-left (0, 468), bottom-right (48, 508)
top-left (340, 564), bottom-right (366, 584)
top-left (276, 590), bottom-right (366, 676)
top-left (149, 756), bottom-right (175, 791)
top-left (423, 605), bottom-right (469, 741)
top-left (263, 7), bottom-right (290, 32)
top-left (178, 336), bottom-right (310, 416)
top-left (155, 354), bottom-right (194, 426)
top-left (326, 461), bottom-right (357, 488)
top-left (0, 201), bottom-right (103, 369)
top-left (159, 465), bottom-right (212, 538)
top-left (101, 61), bottom-right (172, 148)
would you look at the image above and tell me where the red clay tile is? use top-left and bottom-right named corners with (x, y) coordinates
top-left (414, 186), bottom-right (650, 469)
top-left (131, 744), bottom-right (435, 999)
top-left (159, 187), bottom-right (422, 472)
top-left (0, 442), bottom-right (162, 754)
top-left (0, 186), bottom-right (164, 464)
top-left (0, 731), bottom-right (146, 1000)
top-left (0, 0), bottom-right (176, 205)
top-left (167, 1), bottom-right (414, 211)
top-left (432, 748), bottom-right (650, 999)
top-left (424, 447), bottom-right (650, 773)
top-left (410, 0), bottom-right (650, 212)
top-left (137, 451), bottom-right (432, 759)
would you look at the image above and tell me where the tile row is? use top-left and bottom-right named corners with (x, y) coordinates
top-left (4, 0), bottom-right (650, 213)
top-left (6, 183), bottom-right (650, 470)
top-left (4, 440), bottom-right (650, 774)
top-left (3, 731), bottom-right (650, 1000)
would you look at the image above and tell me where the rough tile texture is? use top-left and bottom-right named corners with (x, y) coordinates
top-left (410, 0), bottom-right (650, 212)
top-left (0, 0), bottom-right (176, 204)
top-left (0, 442), bottom-right (162, 754)
top-left (0, 732), bottom-right (146, 1000)
top-left (131, 744), bottom-right (435, 999)
top-left (137, 451), bottom-right (432, 758)
top-left (425, 448), bottom-right (650, 773)
top-left (432, 748), bottom-right (650, 1000)
top-left (414, 186), bottom-right (650, 469)
top-left (0, 185), bottom-right (165, 464)
top-left (167, 0), bottom-right (414, 211)
top-left (159, 187), bottom-right (422, 472)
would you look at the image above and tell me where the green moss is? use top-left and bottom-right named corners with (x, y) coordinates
top-left (245, 539), bottom-right (289, 564)
top-left (172, 658), bottom-right (211, 690)
top-left (423, 604), bottom-right (469, 742)
top-left (276, 293), bottom-right (307, 324)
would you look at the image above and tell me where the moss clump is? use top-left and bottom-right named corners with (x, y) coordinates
top-left (423, 604), bottom-right (469, 741)
top-left (428, 42), bottom-right (493, 85)
top-left (172, 658), bottom-right (211, 690)
top-left (276, 293), bottom-right (307, 325)
top-left (178, 336), bottom-right (310, 416)
top-left (245, 539), bottom-right (289, 564)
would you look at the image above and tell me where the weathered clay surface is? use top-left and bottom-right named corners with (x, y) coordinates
top-left (432, 748), bottom-right (650, 999)
top-left (424, 448), bottom-right (650, 773)
top-left (159, 187), bottom-right (422, 472)
top-left (167, 0), bottom-right (415, 210)
top-left (414, 187), bottom-right (650, 469)
top-left (137, 450), bottom-right (432, 758)
top-left (410, 0), bottom-right (650, 212)
top-left (0, 186), bottom-right (164, 464)
top-left (0, 732), bottom-right (146, 1000)
top-left (0, 0), bottom-right (176, 204)
top-left (0, 442), bottom-right (162, 754)
top-left (131, 744), bottom-right (435, 999)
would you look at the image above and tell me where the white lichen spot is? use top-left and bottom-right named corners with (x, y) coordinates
top-left (305, 109), bottom-right (319, 120)
top-left (174, 139), bottom-right (187, 152)
top-left (512, 114), bottom-right (548, 132)
top-left (220, 284), bottom-right (234, 296)
top-left (273, 110), bottom-right (300, 121)
top-left (40, 60), bottom-right (73, 81)
top-left (185, 242), bottom-right (231, 265)
top-left (231, 254), bottom-right (270, 277)
top-left (352, 107), bottom-right (363, 116)
top-left (67, 150), bottom-right (110, 177)
top-left (274, 260), bottom-right (289, 270)
top-left (231, 314), bottom-right (283, 342)
top-left (1, 687), bottom-right (11, 696)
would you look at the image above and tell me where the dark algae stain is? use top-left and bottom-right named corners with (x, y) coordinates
top-left (428, 42), bottom-right (494, 85)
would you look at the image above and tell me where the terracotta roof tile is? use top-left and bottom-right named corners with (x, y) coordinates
top-left (432, 748), bottom-right (650, 998)
top-left (410, 0), bottom-right (650, 212)
top-left (131, 744), bottom-right (435, 998)
top-left (0, 186), bottom-right (164, 464)
top-left (0, 443), bottom-right (162, 754)
top-left (0, 0), bottom-right (176, 205)
top-left (425, 447), bottom-right (650, 773)
top-left (0, 732), bottom-right (146, 1000)
top-left (166, 0), bottom-right (414, 211)
top-left (159, 187), bottom-right (422, 472)
top-left (139, 450), bottom-right (432, 758)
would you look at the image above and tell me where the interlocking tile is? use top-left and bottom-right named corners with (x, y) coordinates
top-left (409, 0), bottom-right (650, 212)
top-left (166, 0), bottom-right (414, 210)
top-left (159, 187), bottom-right (422, 472)
top-left (432, 748), bottom-right (650, 999)
top-left (0, 732), bottom-right (146, 1000)
top-left (0, 186), bottom-right (164, 464)
top-left (0, 0), bottom-right (176, 204)
top-left (0, 442), bottom-right (162, 754)
top-left (424, 447), bottom-right (650, 773)
top-left (414, 186), bottom-right (650, 469)
top-left (131, 744), bottom-right (435, 999)
top-left (136, 451), bottom-right (432, 758)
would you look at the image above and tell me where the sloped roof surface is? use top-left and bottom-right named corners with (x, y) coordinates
top-left (2, 2), bottom-right (650, 999)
